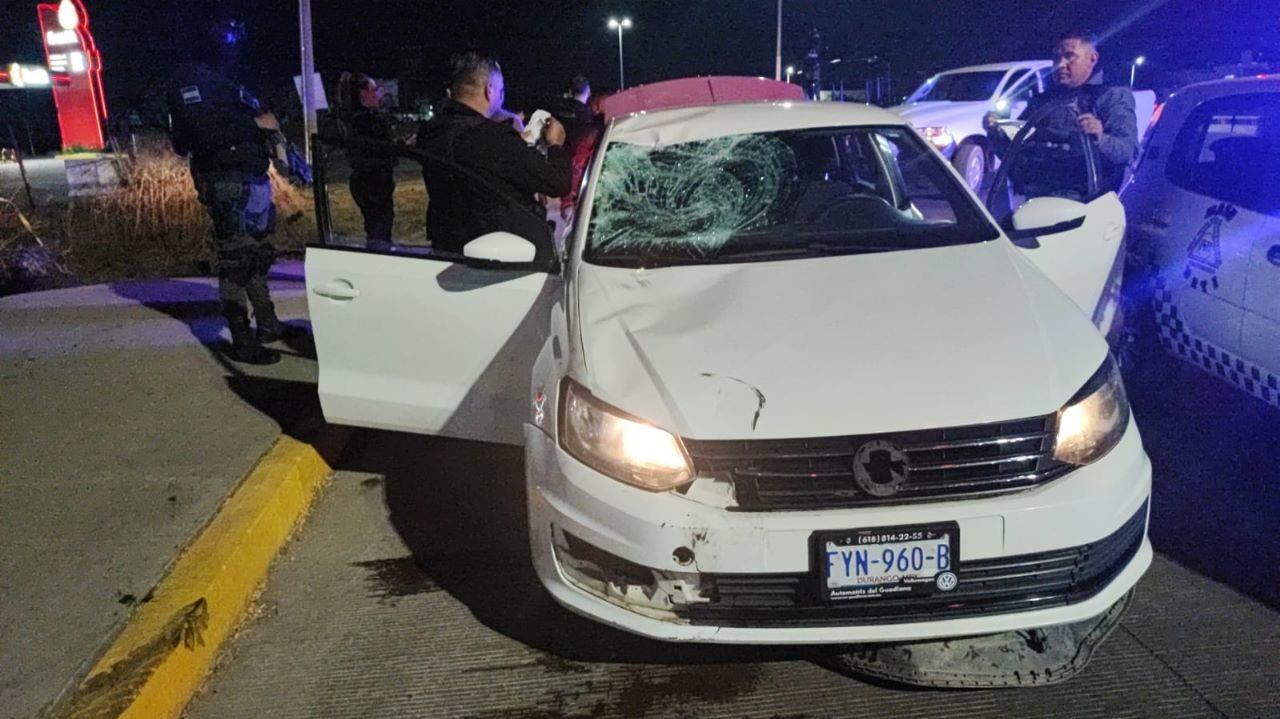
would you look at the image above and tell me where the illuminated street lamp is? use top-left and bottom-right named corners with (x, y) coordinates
top-left (608, 17), bottom-right (633, 90)
top-left (1130, 55), bottom-right (1146, 88)
top-left (775, 0), bottom-right (783, 81)
top-left (785, 65), bottom-right (795, 83)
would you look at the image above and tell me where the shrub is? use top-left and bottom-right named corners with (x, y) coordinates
top-left (0, 195), bottom-right (75, 295)
top-left (58, 134), bottom-right (313, 283)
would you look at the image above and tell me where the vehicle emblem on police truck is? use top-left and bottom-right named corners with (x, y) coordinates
top-left (1184, 203), bottom-right (1237, 293)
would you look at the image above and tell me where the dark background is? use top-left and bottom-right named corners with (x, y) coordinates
top-left (1, 0), bottom-right (1278, 149)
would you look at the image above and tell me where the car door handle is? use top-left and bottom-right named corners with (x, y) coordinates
top-left (312, 281), bottom-right (361, 301)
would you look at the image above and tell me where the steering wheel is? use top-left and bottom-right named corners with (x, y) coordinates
top-left (801, 193), bottom-right (901, 225)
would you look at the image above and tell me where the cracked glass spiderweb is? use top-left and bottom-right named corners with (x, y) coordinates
top-left (589, 134), bottom-right (797, 255)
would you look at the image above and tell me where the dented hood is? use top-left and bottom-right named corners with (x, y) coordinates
top-left (575, 240), bottom-right (1107, 441)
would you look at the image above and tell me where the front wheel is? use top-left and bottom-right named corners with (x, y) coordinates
top-left (953, 143), bottom-right (987, 192)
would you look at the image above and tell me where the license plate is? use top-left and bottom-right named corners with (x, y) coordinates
top-left (817, 523), bottom-right (960, 601)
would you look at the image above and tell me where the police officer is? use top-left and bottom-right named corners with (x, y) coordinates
top-left (337, 72), bottom-right (398, 249)
top-left (416, 52), bottom-right (571, 261)
top-left (987, 30), bottom-right (1139, 199)
top-left (167, 21), bottom-right (283, 365)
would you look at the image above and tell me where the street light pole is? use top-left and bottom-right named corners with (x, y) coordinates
top-left (785, 65), bottom-right (795, 84)
top-left (608, 17), bottom-right (632, 90)
top-left (774, 0), bottom-right (783, 81)
top-left (1129, 55), bottom-right (1146, 88)
top-left (299, 0), bottom-right (316, 163)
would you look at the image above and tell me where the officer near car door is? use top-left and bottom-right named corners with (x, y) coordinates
top-left (416, 52), bottom-right (571, 262)
top-left (986, 30), bottom-right (1140, 199)
top-left (166, 20), bottom-right (285, 365)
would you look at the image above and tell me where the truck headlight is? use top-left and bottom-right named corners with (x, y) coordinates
top-left (559, 379), bottom-right (694, 491)
top-left (921, 126), bottom-right (955, 149)
top-left (1054, 356), bottom-right (1131, 466)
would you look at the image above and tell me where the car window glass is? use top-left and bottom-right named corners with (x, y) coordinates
top-left (1165, 93), bottom-right (1280, 217)
top-left (1003, 69), bottom-right (1032, 99)
top-left (908, 71), bottom-right (1008, 103)
top-left (1004, 71), bottom-right (1038, 103)
top-left (585, 125), bottom-right (996, 267)
top-left (1036, 68), bottom-right (1052, 94)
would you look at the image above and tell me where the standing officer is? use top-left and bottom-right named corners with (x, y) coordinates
top-left (416, 52), bottom-right (571, 261)
top-left (337, 72), bottom-right (398, 249)
top-left (167, 20), bottom-right (284, 365)
top-left (986, 30), bottom-right (1139, 198)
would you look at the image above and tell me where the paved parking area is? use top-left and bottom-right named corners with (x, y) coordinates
top-left (187, 342), bottom-right (1280, 718)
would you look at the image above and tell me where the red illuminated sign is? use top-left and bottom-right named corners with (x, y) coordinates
top-left (37, 0), bottom-right (107, 151)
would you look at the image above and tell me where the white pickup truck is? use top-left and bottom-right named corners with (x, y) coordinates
top-left (891, 61), bottom-right (1156, 191)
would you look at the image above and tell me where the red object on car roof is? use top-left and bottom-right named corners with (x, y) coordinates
top-left (598, 76), bottom-right (806, 121)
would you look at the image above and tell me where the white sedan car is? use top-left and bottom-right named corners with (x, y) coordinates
top-left (307, 97), bottom-right (1151, 644)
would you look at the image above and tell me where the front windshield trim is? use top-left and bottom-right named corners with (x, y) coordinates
top-left (582, 123), bottom-right (1001, 270)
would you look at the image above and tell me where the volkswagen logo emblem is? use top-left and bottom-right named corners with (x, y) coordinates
top-left (853, 439), bottom-right (909, 497)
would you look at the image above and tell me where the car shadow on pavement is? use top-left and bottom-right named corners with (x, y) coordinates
top-left (338, 430), bottom-right (833, 667)
top-left (109, 278), bottom-right (323, 443)
top-left (1121, 333), bottom-right (1280, 610)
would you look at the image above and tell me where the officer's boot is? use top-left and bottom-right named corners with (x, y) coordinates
top-left (223, 302), bottom-right (280, 365)
top-left (245, 274), bottom-right (286, 344)
top-left (255, 304), bottom-right (286, 344)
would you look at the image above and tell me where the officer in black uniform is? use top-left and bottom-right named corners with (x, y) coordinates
top-left (166, 21), bottom-right (283, 365)
top-left (336, 72), bottom-right (398, 249)
top-left (416, 52), bottom-right (571, 262)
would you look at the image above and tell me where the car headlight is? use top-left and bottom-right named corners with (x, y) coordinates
top-left (1054, 355), bottom-right (1131, 466)
top-left (921, 126), bottom-right (955, 149)
top-left (559, 379), bottom-right (694, 491)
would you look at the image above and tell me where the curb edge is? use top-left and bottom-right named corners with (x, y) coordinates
top-left (52, 425), bottom-right (350, 719)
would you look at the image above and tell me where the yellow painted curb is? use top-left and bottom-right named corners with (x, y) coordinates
top-left (52, 432), bottom-right (342, 719)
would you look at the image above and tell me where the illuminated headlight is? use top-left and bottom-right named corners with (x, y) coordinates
top-left (1055, 356), bottom-right (1131, 466)
top-left (559, 379), bottom-right (694, 491)
top-left (921, 126), bottom-right (955, 149)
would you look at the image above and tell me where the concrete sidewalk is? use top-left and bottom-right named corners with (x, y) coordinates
top-left (0, 264), bottom-right (318, 719)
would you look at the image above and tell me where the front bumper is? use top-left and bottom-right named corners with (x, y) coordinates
top-left (525, 418), bottom-right (1152, 644)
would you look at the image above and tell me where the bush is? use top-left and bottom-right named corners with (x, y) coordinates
top-left (1, 132), bottom-right (429, 296)
top-left (0, 195), bottom-right (75, 295)
top-left (1, 135), bottom-right (318, 289)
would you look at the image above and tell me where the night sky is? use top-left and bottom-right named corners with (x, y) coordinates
top-left (1, 0), bottom-right (1278, 130)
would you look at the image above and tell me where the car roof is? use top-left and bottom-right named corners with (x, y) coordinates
top-left (608, 100), bottom-right (907, 146)
top-left (1177, 75), bottom-right (1280, 95)
top-left (599, 76), bottom-right (805, 121)
top-left (935, 61), bottom-right (1050, 75)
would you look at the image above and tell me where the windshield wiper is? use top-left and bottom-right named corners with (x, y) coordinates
top-left (586, 253), bottom-right (708, 269)
top-left (709, 243), bottom-right (890, 263)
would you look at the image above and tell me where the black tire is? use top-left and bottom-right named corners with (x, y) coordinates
top-left (952, 142), bottom-right (987, 191)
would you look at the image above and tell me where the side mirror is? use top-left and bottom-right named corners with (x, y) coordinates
top-left (463, 232), bottom-right (537, 264)
top-left (1008, 197), bottom-right (1087, 248)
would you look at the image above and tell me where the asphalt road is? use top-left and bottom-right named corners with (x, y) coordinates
top-left (182, 338), bottom-right (1280, 718)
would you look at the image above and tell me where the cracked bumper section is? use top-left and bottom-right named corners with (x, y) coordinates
top-left (524, 419), bottom-right (1153, 644)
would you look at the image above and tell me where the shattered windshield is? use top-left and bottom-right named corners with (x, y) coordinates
top-left (585, 125), bottom-right (999, 267)
top-left (908, 71), bottom-right (1007, 103)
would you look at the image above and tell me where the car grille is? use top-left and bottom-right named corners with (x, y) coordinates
top-left (676, 500), bottom-right (1148, 628)
top-left (682, 414), bottom-right (1070, 511)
